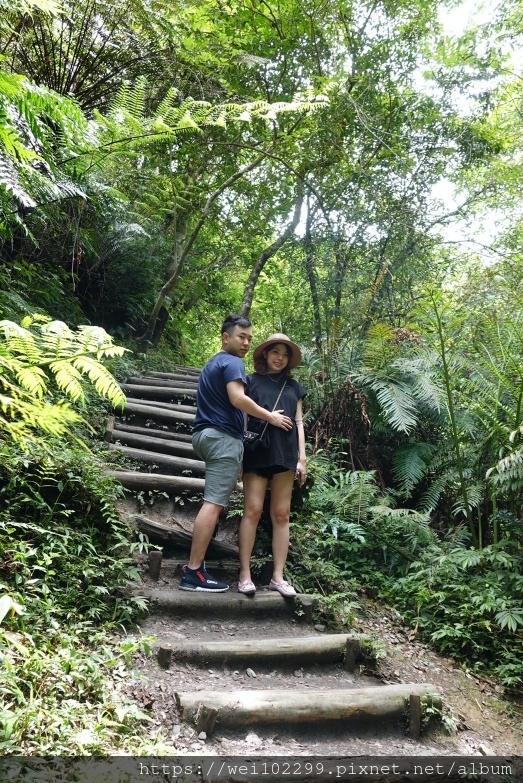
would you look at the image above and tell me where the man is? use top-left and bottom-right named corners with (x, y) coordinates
top-left (179, 314), bottom-right (293, 592)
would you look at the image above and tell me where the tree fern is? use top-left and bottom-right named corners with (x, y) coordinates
top-left (93, 82), bottom-right (329, 159)
top-left (0, 68), bottom-right (91, 237)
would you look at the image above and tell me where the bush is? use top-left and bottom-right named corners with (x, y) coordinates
top-left (290, 453), bottom-right (523, 691)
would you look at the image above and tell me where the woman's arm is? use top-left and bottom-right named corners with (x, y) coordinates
top-left (295, 399), bottom-right (307, 485)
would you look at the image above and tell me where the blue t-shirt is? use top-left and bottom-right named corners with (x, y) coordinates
top-left (192, 352), bottom-right (246, 438)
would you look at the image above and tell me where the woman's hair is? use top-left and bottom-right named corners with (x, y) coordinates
top-left (254, 342), bottom-right (293, 376)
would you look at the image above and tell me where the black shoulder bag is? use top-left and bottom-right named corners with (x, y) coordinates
top-left (243, 379), bottom-right (287, 455)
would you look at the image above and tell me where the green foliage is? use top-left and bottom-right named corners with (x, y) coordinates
top-left (291, 450), bottom-right (523, 692)
top-left (0, 447), bottom-right (145, 631)
top-left (95, 78), bottom-right (328, 155)
top-left (290, 452), bottom-right (432, 599)
top-left (0, 444), bottom-right (152, 752)
top-left (0, 68), bottom-right (89, 239)
top-left (0, 314), bottom-right (127, 446)
top-left (0, 310), bottom-right (155, 753)
top-left (0, 625), bottom-right (153, 753)
top-left (390, 540), bottom-right (523, 691)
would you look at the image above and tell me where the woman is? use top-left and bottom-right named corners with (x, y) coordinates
top-left (238, 333), bottom-right (307, 596)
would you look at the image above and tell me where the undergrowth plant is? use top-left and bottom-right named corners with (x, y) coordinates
top-left (290, 451), bottom-right (523, 692)
top-left (0, 314), bottom-right (159, 753)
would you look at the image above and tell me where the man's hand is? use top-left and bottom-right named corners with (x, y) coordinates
top-left (268, 409), bottom-right (293, 430)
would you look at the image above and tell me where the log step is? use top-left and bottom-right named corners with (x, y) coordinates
top-left (108, 444), bottom-right (205, 474)
top-left (120, 401), bottom-right (195, 423)
top-left (125, 377), bottom-right (198, 389)
top-left (124, 398), bottom-right (197, 414)
top-left (175, 684), bottom-right (440, 728)
top-left (131, 515), bottom-right (238, 556)
top-left (137, 587), bottom-right (317, 620)
top-left (156, 633), bottom-right (369, 669)
top-left (114, 423), bottom-right (193, 442)
top-left (108, 470), bottom-right (205, 492)
top-left (147, 369), bottom-right (200, 378)
top-left (120, 383), bottom-right (197, 400)
top-left (110, 430), bottom-right (196, 458)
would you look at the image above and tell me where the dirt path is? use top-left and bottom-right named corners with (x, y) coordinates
top-left (109, 367), bottom-right (523, 759)
top-left (123, 562), bottom-right (523, 758)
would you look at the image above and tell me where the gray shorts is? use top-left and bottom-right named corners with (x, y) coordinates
top-left (192, 428), bottom-right (244, 507)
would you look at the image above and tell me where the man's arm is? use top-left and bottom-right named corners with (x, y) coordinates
top-left (227, 380), bottom-right (293, 430)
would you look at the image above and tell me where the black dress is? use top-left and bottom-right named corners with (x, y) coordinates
top-left (243, 373), bottom-right (306, 473)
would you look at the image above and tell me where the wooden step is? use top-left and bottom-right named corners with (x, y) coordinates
top-left (175, 684), bottom-right (440, 729)
top-left (108, 444), bottom-right (205, 474)
top-left (147, 369), bottom-right (200, 378)
top-left (108, 470), bottom-right (205, 492)
top-left (125, 377), bottom-right (198, 389)
top-left (126, 399), bottom-right (197, 414)
top-left (119, 401), bottom-right (195, 423)
top-left (124, 398), bottom-right (197, 414)
top-left (113, 423), bottom-right (193, 443)
top-left (138, 587), bottom-right (317, 620)
top-left (110, 430), bottom-right (196, 458)
top-left (156, 633), bottom-right (368, 670)
top-left (120, 383), bottom-right (197, 400)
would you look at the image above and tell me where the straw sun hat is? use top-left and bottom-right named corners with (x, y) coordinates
top-left (252, 333), bottom-right (302, 369)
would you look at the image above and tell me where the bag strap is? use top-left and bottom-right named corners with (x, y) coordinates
top-left (258, 379), bottom-right (287, 438)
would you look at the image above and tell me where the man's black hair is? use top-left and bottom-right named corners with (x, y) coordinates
top-left (221, 314), bottom-right (252, 335)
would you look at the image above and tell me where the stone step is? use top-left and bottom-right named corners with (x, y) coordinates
top-left (155, 633), bottom-right (369, 670)
top-left (144, 556), bottom-right (237, 582)
top-left (175, 684), bottom-right (440, 732)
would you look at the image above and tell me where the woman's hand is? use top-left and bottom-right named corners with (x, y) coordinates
top-left (296, 458), bottom-right (307, 485)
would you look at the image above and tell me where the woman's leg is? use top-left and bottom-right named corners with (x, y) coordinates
top-left (238, 472), bottom-right (268, 583)
top-left (269, 470), bottom-right (295, 583)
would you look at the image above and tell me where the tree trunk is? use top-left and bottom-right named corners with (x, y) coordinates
top-left (240, 186), bottom-right (304, 317)
top-left (131, 515), bottom-right (238, 556)
top-left (304, 199), bottom-right (323, 344)
top-left (141, 155), bottom-right (265, 347)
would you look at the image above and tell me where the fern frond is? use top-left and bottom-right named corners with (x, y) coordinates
top-left (451, 483), bottom-right (483, 517)
top-left (0, 316), bottom-right (128, 447)
top-left (71, 355), bottom-right (126, 407)
top-left (392, 442), bottom-right (435, 495)
top-left (363, 374), bottom-right (418, 433)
